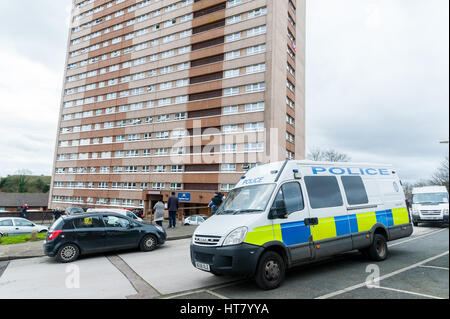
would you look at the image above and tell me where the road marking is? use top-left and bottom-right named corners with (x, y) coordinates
top-left (206, 290), bottom-right (229, 299)
top-left (389, 228), bottom-right (448, 247)
top-left (374, 286), bottom-right (443, 299)
top-left (315, 250), bottom-right (449, 299)
top-left (161, 280), bottom-right (245, 299)
top-left (418, 265), bottom-right (449, 271)
top-left (106, 255), bottom-right (162, 299)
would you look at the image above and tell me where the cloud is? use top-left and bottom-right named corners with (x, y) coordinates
top-left (306, 0), bottom-right (449, 183)
top-left (0, 50), bottom-right (61, 176)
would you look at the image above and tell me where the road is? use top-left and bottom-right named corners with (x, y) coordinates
top-left (0, 226), bottom-right (448, 299)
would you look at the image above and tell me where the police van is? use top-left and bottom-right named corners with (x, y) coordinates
top-left (190, 160), bottom-right (413, 290)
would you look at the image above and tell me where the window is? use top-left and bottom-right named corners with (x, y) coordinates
top-left (103, 216), bottom-right (130, 228)
top-left (0, 219), bottom-right (13, 226)
top-left (341, 176), bottom-right (369, 205)
top-left (14, 219), bottom-right (34, 227)
top-left (304, 176), bottom-right (343, 209)
top-left (73, 216), bottom-right (103, 228)
top-left (272, 182), bottom-right (304, 214)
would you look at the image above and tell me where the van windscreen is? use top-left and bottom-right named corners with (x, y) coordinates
top-left (217, 184), bottom-right (276, 215)
top-left (413, 193), bottom-right (449, 204)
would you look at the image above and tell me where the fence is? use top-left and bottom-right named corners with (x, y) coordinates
top-left (0, 211), bottom-right (55, 225)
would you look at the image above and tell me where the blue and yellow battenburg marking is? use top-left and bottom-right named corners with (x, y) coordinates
top-left (244, 208), bottom-right (409, 246)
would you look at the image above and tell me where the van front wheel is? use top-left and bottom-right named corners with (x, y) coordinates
top-left (254, 251), bottom-right (285, 290)
top-left (367, 234), bottom-right (388, 261)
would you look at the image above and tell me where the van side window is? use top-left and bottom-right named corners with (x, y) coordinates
top-left (341, 176), bottom-right (369, 205)
top-left (273, 182), bottom-right (304, 214)
top-left (304, 176), bottom-right (343, 209)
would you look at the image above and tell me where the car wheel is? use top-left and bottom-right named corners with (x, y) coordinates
top-left (56, 244), bottom-right (80, 263)
top-left (140, 234), bottom-right (158, 252)
top-left (254, 251), bottom-right (285, 290)
top-left (367, 234), bottom-right (388, 261)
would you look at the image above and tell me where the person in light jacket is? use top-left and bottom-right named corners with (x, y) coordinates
top-left (153, 199), bottom-right (165, 227)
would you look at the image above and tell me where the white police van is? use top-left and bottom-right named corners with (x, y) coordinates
top-left (190, 160), bottom-right (413, 290)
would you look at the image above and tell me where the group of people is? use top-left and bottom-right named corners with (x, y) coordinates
top-left (152, 192), bottom-right (180, 228)
top-left (151, 192), bottom-right (226, 228)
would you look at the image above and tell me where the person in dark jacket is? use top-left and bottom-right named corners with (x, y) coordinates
top-left (21, 204), bottom-right (28, 219)
top-left (209, 193), bottom-right (224, 215)
top-left (167, 192), bottom-right (179, 228)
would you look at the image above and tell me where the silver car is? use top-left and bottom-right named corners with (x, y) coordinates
top-left (0, 218), bottom-right (48, 236)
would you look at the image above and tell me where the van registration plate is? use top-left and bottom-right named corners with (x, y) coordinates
top-left (195, 262), bottom-right (210, 272)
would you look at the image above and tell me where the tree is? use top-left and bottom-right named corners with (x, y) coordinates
top-left (430, 156), bottom-right (449, 193)
top-left (307, 148), bottom-right (351, 162)
top-left (34, 177), bottom-right (50, 193)
top-left (15, 169), bottom-right (32, 193)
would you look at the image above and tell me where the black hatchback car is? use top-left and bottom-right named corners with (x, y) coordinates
top-left (44, 213), bottom-right (166, 263)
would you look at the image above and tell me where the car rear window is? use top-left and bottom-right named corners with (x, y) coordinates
top-left (0, 219), bottom-right (13, 226)
top-left (304, 176), bottom-right (344, 209)
top-left (50, 218), bottom-right (65, 231)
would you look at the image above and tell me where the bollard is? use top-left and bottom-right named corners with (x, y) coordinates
top-left (30, 230), bottom-right (38, 241)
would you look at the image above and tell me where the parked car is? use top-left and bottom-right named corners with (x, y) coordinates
top-left (44, 212), bottom-right (166, 263)
top-left (184, 215), bottom-right (209, 226)
top-left (65, 207), bottom-right (85, 216)
top-left (86, 208), bottom-right (143, 222)
top-left (0, 218), bottom-right (48, 236)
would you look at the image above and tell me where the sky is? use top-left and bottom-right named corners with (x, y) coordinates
top-left (0, 0), bottom-right (448, 184)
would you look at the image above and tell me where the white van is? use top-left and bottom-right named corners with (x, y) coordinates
top-left (190, 160), bottom-right (413, 289)
top-left (411, 186), bottom-right (449, 226)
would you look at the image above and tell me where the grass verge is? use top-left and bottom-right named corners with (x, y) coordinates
top-left (0, 233), bottom-right (47, 246)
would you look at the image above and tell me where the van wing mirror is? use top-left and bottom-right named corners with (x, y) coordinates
top-left (270, 200), bottom-right (288, 219)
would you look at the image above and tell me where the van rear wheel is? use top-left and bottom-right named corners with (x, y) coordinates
top-left (254, 251), bottom-right (285, 290)
top-left (367, 234), bottom-right (388, 261)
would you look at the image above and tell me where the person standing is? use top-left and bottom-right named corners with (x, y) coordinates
top-left (153, 199), bottom-right (165, 227)
top-left (209, 193), bottom-right (224, 215)
top-left (167, 192), bottom-right (179, 228)
top-left (21, 204), bottom-right (28, 219)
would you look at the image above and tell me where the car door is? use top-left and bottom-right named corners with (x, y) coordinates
top-left (303, 176), bottom-right (353, 259)
top-left (13, 219), bottom-right (37, 235)
top-left (0, 219), bottom-right (16, 236)
top-left (270, 181), bottom-right (314, 262)
top-left (72, 216), bottom-right (106, 253)
top-left (103, 215), bottom-right (141, 250)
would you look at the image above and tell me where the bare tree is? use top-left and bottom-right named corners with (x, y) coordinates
top-left (307, 148), bottom-right (351, 162)
top-left (430, 156), bottom-right (449, 192)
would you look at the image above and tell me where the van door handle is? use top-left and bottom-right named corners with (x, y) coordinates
top-left (304, 218), bottom-right (319, 226)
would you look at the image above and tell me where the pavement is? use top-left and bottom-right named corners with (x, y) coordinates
top-left (0, 220), bottom-right (196, 261)
top-left (0, 225), bottom-right (447, 299)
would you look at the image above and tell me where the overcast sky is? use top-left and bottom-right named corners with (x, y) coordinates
top-left (0, 0), bottom-right (448, 184)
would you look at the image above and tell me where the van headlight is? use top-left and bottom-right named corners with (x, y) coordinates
top-left (223, 227), bottom-right (248, 246)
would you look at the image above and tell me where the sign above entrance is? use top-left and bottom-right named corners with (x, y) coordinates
top-left (178, 193), bottom-right (191, 202)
